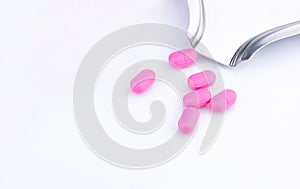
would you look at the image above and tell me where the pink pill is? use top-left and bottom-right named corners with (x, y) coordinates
top-left (188, 70), bottom-right (216, 90)
top-left (183, 88), bottom-right (211, 108)
top-left (209, 89), bottom-right (237, 112)
top-left (130, 69), bottom-right (156, 93)
top-left (168, 48), bottom-right (198, 68)
top-left (178, 107), bottom-right (200, 134)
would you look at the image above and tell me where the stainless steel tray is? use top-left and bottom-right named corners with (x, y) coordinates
top-left (187, 0), bottom-right (300, 67)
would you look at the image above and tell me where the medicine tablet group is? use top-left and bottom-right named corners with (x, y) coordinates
top-left (129, 49), bottom-right (237, 135)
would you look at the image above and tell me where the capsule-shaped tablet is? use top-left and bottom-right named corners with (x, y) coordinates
top-left (168, 48), bottom-right (198, 69)
top-left (178, 107), bottom-right (200, 134)
top-left (188, 70), bottom-right (216, 90)
top-left (209, 89), bottom-right (237, 112)
top-left (130, 69), bottom-right (156, 93)
top-left (183, 88), bottom-right (211, 108)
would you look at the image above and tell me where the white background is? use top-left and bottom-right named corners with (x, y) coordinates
top-left (1, 0), bottom-right (300, 188)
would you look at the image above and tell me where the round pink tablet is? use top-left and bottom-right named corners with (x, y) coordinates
top-left (178, 107), bottom-right (200, 134)
top-left (209, 89), bottom-right (237, 112)
top-left (183, 88), bottom-right (211, 108)
top-left (168, 48), bottom-right (198, 69)
top-left (130, 69), bottom-right (156, 94)
top-left (188, 70), bottom-right (216, 90)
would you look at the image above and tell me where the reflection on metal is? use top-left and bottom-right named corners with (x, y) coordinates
top-left (187, 0), bottom-right (205, 47)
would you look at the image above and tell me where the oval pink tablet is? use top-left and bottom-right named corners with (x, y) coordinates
top-left (188, 70), bottom-right (216, 90)
top-left (130, 69), bottom-right (156, 94)
top-left (168, 48), bottom-right (198, 69)
top-left (178, 107), bottom-right (200, 134)
top-left (183, 88), bottom-right (211, 108)
top-left (209, 89), bottom-right (237, 112)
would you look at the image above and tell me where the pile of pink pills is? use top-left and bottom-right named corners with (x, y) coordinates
top-left (130, 48), bottom-right (237, 135)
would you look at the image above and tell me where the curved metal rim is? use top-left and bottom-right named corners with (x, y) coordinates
top-left (187, 0), bottom-right (206, 48)
top-left (230, 20), bottom-right (300, 67)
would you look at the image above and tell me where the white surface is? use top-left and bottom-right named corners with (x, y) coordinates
top-left (1, 0), bottom-right (300, 189)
